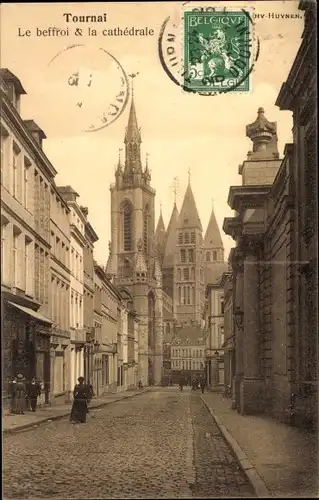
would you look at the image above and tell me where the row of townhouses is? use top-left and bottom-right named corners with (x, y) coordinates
top-left (203, 1), bottom-right (317, 431)
top-left (1, 68), bottom-right (140, 406)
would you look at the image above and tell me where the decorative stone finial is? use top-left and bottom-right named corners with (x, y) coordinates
top-left (108, 241), bottom-right (111, 252)
top-left (246, 108), bottom-right (277, 153)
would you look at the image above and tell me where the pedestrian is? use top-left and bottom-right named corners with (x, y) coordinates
top-left (27, 377), bottom-right (41, 412)
top-left (9, 376), bottom-right (18, 414)
top-left (86, 380), bottom-right (95, 413)
top-left (70, 376), bottom-right (88, 424)
top-left (200, 377), bottom-right (206, 394)
top-left (15, 374), bottom-right (26, 414)
top-left (179, 374), bottom-right (185, 392)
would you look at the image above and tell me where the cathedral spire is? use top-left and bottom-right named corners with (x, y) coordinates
top-left (154, 209), bottom-right (166, 264)
top-left (177, 182), bottom-right (202, 231)
top-left (163, 203), bottom-right (179, 268)
top-left (204, 205), bottom-right (224, 249)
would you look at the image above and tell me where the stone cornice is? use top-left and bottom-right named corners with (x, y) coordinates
top-left (223, 216), bottom-right (242, 239)
top-left (228, 185), bottom-right (271, 212)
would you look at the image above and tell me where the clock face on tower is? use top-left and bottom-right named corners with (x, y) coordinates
top-left (45, 44), bottom-right (129, 134)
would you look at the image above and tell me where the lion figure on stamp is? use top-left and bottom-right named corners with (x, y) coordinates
top-left (198, 29), bottom-right (241, 77)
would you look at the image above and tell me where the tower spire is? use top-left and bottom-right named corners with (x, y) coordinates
top-left (124, 72), bottom-right (142, 178)
top-left (188, 167), bottom-right (191, 184)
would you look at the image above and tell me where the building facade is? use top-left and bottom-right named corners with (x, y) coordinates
top-left (171, 327), bottom-right (205, 383)
top-left (220, 271), bottom-right (235, 396)
top-left (203, 276), bottom-right (227, 387)
top-left (49, 183), bottom-right (71, 404)
top-left (1, 69), bottom-right (60, 405)
top-left (81, 206), bottom-right (98, 386)
top-left (222, 0), bottom-right (317, 430)
top-left (58, 186), bottom-right (86, 396)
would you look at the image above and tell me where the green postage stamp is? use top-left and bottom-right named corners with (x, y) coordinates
top-left (183, 9), bottom-right (253, 94)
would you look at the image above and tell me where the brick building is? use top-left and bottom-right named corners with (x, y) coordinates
top-left (222, 0), bottom-right (317, 430)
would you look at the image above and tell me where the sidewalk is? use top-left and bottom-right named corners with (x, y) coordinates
top-left (201, 392), bottom-right (318, 498)
top-left (3, 388), bottom-right (150, 435)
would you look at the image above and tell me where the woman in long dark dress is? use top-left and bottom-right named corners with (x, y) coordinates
top-left (70, 377), bottom-right (88, 423)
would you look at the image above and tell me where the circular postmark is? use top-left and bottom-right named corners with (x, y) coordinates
top-left (47, 44), bottom-right (129, 132)
top-left (158, 5), bottom-right (260, 96)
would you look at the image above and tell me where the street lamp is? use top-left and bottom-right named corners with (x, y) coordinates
top-left (234, 306), bottom-right (244, 330)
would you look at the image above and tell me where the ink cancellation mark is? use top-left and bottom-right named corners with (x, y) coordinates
top-left (47, 44), bottom-right (129, 132)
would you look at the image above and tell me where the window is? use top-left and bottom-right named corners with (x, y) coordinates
top-left (188, 249), bottom-right (194, 262)
top-left (185, 233), bottom-right (189, 244)
top-left (191, 232), bottom-right (195, 243)
top-left (12, 151), bottom-right (18, 198)
top-left (213, 250), bottom-right (217, 261)
top-left (178, 233), bottom-right (183, 244)
top-left (180, 249), bottom-right (186, 262)
top-left (177, 268), bottom-right (181, 281)
top-left (220, 298), bottom-right (225, 315)
top-left (24, 236), bottom-right (31, 293)
top-left (178, 286), bottom-right (182, 304)
top-left (186, 286), bottom-right (191, 305)
top-left (206, 252), bottom-right (211, 262)
top-left (192, 287), bottom-right (196, 304)
top-left (13, 229), bottom-right (19, 286)
top-left (143, 205), bottom-right (148, 254)
top-left (191, 267), bottom-right (195, 280)
top-left (123, 201), bottom-right (133, 251)
top-left (23, 158), bottom-right (31, 209)
top-left (183, 268), bottom-right (189, 281)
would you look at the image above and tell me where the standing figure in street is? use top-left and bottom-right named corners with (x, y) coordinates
top-left (9, 376), bottom-right (17, 414)
top-left (200, 377), bottom-right (206, 394)
top-left (179, 374), bottom-right (185, 392)
top-left (15, 374), bottom-right (26, 415)
top-left (27, 377), bottom-right (41, 412)
top-left (86, 380), bottom-right (95, 413)
top-left (70, 377), bottom-right (88, 424)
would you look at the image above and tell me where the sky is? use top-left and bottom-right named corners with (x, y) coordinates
top-left (1, 1), bottom-right (304, 266)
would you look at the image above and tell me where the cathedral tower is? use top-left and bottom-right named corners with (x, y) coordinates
top-left (173, 181), bottom-right (204, 325)
top-left (162, 203), bottom-right (179, 300)
top-left (108, 92), bottom-right (163, 385)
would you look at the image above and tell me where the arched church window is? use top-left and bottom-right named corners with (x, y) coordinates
top-left (188, 249), bottom-right (194, 262)
top-left (178, 233), bottom-right (183, 244)
top-left (180, 249), bottom-right (186, 263)
top-left (133, 144), bottom-right (138, 155)
top-left (184, 233), bottom-right (189, 244)
top-left (182, 287), bottom-right (186, 305)
top-left (206, 251), bottom-right (211, 262)
top-left (123, 201), bottom-right (133, 251)
top-left (191, 232), bottom-right (195, 243)
top-left (177, 268), bottom-right (181, 281)
top-left (191, 267), bottom-right (195, 280)
top-left (192, 287), bottom-right (196, 304)
top-left (143, 205), bottom-right (149, 254)
top-left (213, 250), bottom-right (217, 261)
top-left (183, 268), bottom-right (189, 281)
top-left (178, 286), bottom-right (182, 305)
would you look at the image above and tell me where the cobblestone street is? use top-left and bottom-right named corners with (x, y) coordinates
top-left (3, 389), bottom-right (255, 499)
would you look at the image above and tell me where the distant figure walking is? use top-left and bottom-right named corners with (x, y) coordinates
top-left (15, 374), bottom-right (26, 415)
top-left (179, 375), bottom-right (185, 392)
top-left (9, 376), bottom-right (18, 414)
top-left (138, 380), bottom-right (143, 389)
top-left (27, 377), bottom-right (41, 412)
top-left (86, 380), bottom-right (95, 413)
top-left (200, 377), bottom-right (206, 394)
top-left (70, 377), bottom-right (88, 424)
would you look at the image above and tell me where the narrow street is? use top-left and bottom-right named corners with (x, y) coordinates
top-left (3, 389), bottom-right (255, 499)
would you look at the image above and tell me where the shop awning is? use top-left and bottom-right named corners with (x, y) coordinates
top-left (7, 302), bottom-right (53, 325)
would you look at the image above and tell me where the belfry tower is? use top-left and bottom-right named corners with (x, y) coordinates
top-left (107, 86), bottom-right (163, 385)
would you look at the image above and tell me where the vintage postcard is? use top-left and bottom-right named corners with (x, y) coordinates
top-left (1, 1), bottom-right (317, 499)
